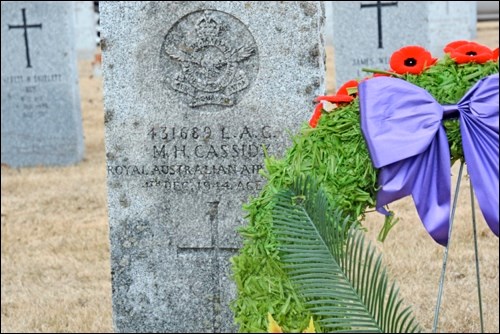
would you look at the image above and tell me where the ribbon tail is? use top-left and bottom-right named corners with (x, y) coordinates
top-left (376, 128), bottom-right (451, 246)
top-left (460, 113), bottom-right (500, 237)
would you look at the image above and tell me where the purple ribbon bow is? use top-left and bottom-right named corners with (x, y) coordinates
top-left (359, 74), bottom-right (499, 246)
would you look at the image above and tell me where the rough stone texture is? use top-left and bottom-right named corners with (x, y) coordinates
top-left (332, 1), bottom-right (477, 87)
top-left (101, 2), bottom-right (325, 332)
top-left (1, 1), bottom-right (84, 167)
top-left (75, 1), bottom-right (98, 59)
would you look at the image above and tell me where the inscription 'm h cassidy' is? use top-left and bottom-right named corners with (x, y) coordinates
top-left (107, 124), bottom-right (278, 193)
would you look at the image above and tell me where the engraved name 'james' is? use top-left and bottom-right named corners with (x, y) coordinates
top-left (162, 10), bottom-right (259, 108)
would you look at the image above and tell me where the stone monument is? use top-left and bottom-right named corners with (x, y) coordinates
top-left (1, 1), bottom-right (84, 167)
top-left (75, 1), bottom-right (98, 59)
top-left (332, 1), bottom-right (477, 87)
top-left (101, 1), bottom-right (325, 332)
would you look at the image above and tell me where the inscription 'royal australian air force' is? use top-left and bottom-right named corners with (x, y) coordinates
top-left (161, 10), bottom-right (258, 108)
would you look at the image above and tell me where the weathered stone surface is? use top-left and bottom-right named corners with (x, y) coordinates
top-left (75, 1), bottom-right (98, 59)
top-left (101, 1), bottom-right (325, 332)
top-left (1, 1), bottom-right (84, 167)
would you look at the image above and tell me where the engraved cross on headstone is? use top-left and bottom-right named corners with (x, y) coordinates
top-left (360, 1), bottom-right (398, 49)
top-left (8, 8), bottom-right (42, 68)
top-left (177, 201), bottom-right (239, 333)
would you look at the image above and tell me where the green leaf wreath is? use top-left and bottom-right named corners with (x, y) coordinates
top-left (272, 177), bottom-right (421, 333)
top-left (230, 41), bottom-right (498, 332)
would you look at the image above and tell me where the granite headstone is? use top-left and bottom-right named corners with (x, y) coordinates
top-left (1, 1), bottom-right (84, 167)
top-left (75, 1), bottom-right (98, 59)
top-left (332, 1), bottom-right (477, 88)
top-left (101, 1), bottom-right (325, 332)
top-left (325, 1), bottom-right (334, 46)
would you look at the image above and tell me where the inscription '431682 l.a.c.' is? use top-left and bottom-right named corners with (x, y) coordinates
top-left (161, 10), bottom-right (259, 108)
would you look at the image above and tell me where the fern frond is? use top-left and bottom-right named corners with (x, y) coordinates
top-left (271, 177), bottom-right (421, 333)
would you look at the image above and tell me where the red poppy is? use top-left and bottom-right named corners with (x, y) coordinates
top-left (309, 80), bottom-right (358, 128)
top-left (443, 40), bottom-right (470, 54)
top-left (449, 42), bottom-right (493, 64)
top-left (492, 48), bottom-right (499, 61)
top-left (373, 72), bottom-right (392, 77)
top-left (309, 102), bottom-right (324, 128)
top-left (389, 46), bottom-right (437, 75)
top-left (315, 95), bottom-right (354, 103)
top-left (335, 80), bottom-right (359, 97)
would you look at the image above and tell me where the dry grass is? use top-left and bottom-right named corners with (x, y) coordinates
top-left (363, 164), bottom-right (499, 333)
top-left (1, 61), bottom-right (113, 333)
top-left (1, 22), bottom-right (499, 333)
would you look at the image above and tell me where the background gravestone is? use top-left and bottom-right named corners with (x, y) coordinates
top-left (74, 1), bottom-right (98, 60)
top-left (332, 1), bottom-right (477, 88)
top-left (1, 1), bottom-right (84, 167)
top-left (101, 1), bottom-right (324, 332)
